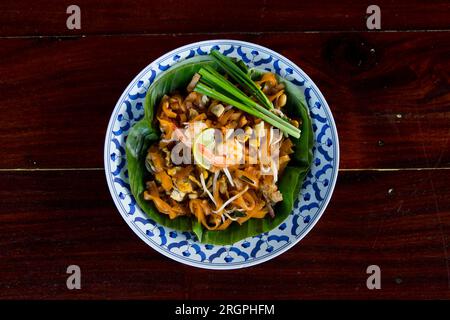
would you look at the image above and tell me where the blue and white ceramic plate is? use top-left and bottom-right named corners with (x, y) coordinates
top-left (104, 40), bottom-right (339, 269)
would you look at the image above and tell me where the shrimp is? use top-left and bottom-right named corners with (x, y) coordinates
top-left (198, 139), bottom-right (244, 168)
top-left (198, 144), bottom-right (228, 168)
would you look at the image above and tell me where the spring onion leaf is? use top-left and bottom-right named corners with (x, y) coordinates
top-left (210, 50), bottom-right (274, 110)
top-left (198, 66), bottom-right (300, 134)
top-left (194, 82), bottom-right (300, 138)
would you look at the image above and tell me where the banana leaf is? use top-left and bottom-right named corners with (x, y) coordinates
top-left (125, 55), bottom-right (314, 245)
top-left (125, 55), bottom-right (217, 231)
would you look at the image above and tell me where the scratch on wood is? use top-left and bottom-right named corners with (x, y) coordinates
top-left (428, 173), bottom-right (450, 289)
top-left (416, 111), bottom-right (450, 287)
top-left (432, 127), bottom-right (450, 169)
top-left (396, 200), bottom-right (404, 214)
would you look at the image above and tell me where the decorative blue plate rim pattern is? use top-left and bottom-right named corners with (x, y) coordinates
top-left (104, 40), bottom-right (339, 270)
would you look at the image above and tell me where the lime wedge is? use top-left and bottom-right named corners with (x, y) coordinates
top-left (193, 128), bottom-right (217, 170)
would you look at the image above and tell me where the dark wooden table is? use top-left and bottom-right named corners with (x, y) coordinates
top-left (0, 0), bottom-right (449, 300)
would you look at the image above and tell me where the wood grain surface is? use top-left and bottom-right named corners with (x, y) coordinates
top-left (1, 170), bottom-right (449, 299)
top-left (0, 1), bottom-right (449, 300)
top-left (0, 0), bottom-right (449, 36)
top-left (0, 32), bottom-right (449, 169)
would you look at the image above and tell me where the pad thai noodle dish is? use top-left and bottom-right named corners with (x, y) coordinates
top-left (126, 50), bottom-right (313, 244)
